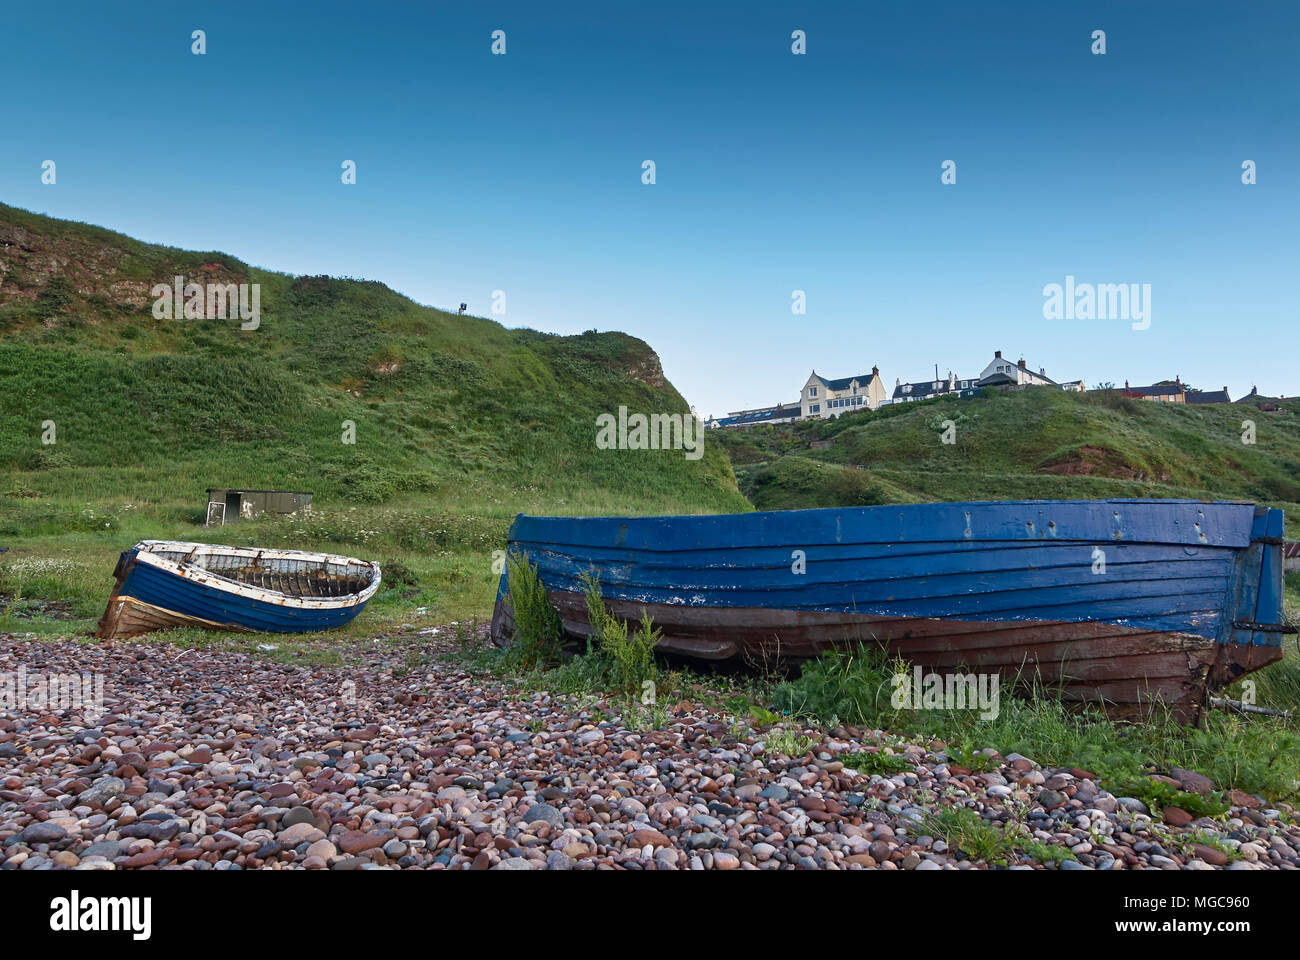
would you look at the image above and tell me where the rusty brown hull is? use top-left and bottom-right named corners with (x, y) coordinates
top-left (96, 595), bottom-right (238, 638)
top-left (493, 590), bottom-right (1283, 723)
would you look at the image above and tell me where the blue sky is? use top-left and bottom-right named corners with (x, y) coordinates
top-left (2, 2), bottom-right (1296, 416)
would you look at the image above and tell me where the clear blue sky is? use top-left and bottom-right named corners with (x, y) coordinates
top-left (3, 2), bottom-right (1296, 416)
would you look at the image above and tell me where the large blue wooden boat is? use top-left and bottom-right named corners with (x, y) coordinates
top-left (492, 499), bottom-right (1291, 720)
top-left (96, 541), bottom-right (381, 638)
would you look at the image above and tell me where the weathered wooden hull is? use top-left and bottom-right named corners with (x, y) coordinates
top-left (491, 500), bottom-right (1291, 722)
top-left (96, 540), bottom-right (381, 639)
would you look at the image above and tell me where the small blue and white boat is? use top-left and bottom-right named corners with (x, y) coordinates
top-left (97, 541), bottom-right (381, 638)
top-left (492, 499), bottom-right (1291, 721)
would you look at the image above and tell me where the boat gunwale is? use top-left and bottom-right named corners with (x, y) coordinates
top-left (508, 497), bottom-right (1259, 524)
top-left (129, 540), bottom-right (382, 610)
top-left (507, 499), bottom-right (1265, 551)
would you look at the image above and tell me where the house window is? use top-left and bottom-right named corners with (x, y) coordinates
top-left (809, 403), bottom-right (820, 413)
top-left (809, 386), bottom-right (818, 397)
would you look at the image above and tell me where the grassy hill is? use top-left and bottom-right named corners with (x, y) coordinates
top-left (716, 388), bottom-right (1300, 538)
top-left (0, 202), bottom-right (746, 634)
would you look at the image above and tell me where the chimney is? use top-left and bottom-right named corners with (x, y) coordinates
top-left (1223, 386), bottom-right (1228, 393)
top-left (994, 350), bottom-right (1002, 359)
top-left (1125, 380), bottom-right (1130, 389)
top-left (895, 377), bottom-right (901, 387)
top-left (1018, 358), bottom-right (1026, 369)
top-left (1039, 367), bottom-right (1046, 376)
top-left (1175, 375), bottom-right (1181, 385)
top-left (872, 365), bottom-right (879, 377)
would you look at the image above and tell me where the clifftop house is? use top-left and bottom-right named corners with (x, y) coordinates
top-left (1236, 386), bottom-right (1281, 410)
top-left (975, 350), bottom-right (1078, 389)
top-left (708, 349), bottom-right (1085, 428)
top-left (1123, 377), bottom-right (1186, 403)
top-left (1110, 379), bottom-right (1231, 404)
top-left (800, 366), bottom-right (887, 418)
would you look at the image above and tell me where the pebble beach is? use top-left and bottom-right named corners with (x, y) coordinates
top-left (2, 632), bottom-right (1297, 871)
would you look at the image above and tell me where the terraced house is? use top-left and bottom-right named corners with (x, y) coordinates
top-left (705, 402), bottom-right (802, 429)
top-left (892, 370), bottom-right (980, 403)
top-left (1123, 377), bottom-right (1187, 403)
top-left (801, 366), bottom-right (887, 418)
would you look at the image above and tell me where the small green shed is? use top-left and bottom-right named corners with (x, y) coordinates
top-left (205, 488), bottom-right (313, 525)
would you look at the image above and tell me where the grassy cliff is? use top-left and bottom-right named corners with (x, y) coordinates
top-left (0, 202), bottom-right (746, 633)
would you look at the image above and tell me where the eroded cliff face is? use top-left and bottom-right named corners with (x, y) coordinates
top-left (625, 349), bottom-right (666, 389)
top-left (0, 207), bottom-right (249, 325)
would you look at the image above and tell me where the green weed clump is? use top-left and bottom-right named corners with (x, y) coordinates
top-left (924, 807), bottom-right (1013, 863)
top-left (764, 725), bottom-right (815, 758)
top-left (771, 644), bottom-right (911, 729)
top-left (503, 551), bottom-right (564, 671)
top-left (839, 750), bottom-right (912, 775)
top-left (579, 569), bottom-right (660, 699)
top-left (1019, 841), bottom-right (1075, 866)
top-left (1103, 776), bottom-right (1232, 819)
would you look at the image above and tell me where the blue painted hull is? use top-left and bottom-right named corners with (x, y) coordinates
top-left (492, 499), bottom-right (1289, 718)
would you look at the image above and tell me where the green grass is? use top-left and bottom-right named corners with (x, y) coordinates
top-left (772, 642), bottom-right (1300, 802)
top-left (0, 202), bottom-right (748, 635)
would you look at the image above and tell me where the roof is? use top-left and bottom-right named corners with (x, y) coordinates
top-left (1125, 384), bottom-right (1184, 397)
top-left (976, 372), bottom-right (1019, 387)
top-left (207, 488), bottom-right (313, 496)
top-left (1186, 389), bottom-right (1230, 404)
top-left (716, 404), bottom-right (804, 427)
top-left (892, 378), bottom-right (976, 399)
top-left (814, 372), bottom-right (876, 392)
